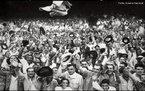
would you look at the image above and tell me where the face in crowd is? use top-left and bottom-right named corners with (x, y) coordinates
top-left (119, 57), bottom-right (126, 63)
top-left (24, 54), bottom-right (33, 64)
top-left (141, 74), bottom-right (145, 82)
top-left (27, 67), bottom-right (35, 78)
top-left (81, 61), bottom-right (88, 68)
top-left (92, 64), bottom-right (101, 74)
top-left (60, 78), bottom-right (70, 89)
top-left (53, 67), bottom-right (58, 75)
top-left (100, 79), bottom-right (110, 91)
top-left (67, 64), bottom-right (76, 75)
top-left (106, 64), bottom-right (114, 75)
top-left (9, 55), bottom-right (18, 63)
top-left (135, 66), bottom-right (144, 76)
top-left (33, 64), bottom-right (40, 73)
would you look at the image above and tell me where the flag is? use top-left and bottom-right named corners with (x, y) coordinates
top-left (39, 0), bottom-right (72, 17)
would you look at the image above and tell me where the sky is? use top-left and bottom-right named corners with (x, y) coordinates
top-left (0, 0), bottom-right (144, 19)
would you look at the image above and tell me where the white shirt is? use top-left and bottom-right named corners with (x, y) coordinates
top-left (55, 86), bottom-right (72, 91)
top-left (132, 73), bottom-right (142, 82)
top-left (119, 76), bottom-right (134, 90)
top-left (108, 86), bottom-right (116, 91)
top-left (29, 79), bottom-right (38, 90)
top-left (9, 76), bottom-right (18, 90)
top-left (93, 81), bottom-right (103, 90)
top-left (63, 72), bottom-right (83, 91)
top-left (23, 74), bottom-right (41, 90)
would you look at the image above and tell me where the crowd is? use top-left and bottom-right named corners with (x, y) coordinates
top-left (0, 15), bottom-right (145, 91)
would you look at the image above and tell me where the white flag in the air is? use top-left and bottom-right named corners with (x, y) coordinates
top-left (39, 0), bottom-right (72, 17)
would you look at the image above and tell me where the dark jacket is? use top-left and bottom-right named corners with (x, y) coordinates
top-left (134, 81), bottom-right (145, 91)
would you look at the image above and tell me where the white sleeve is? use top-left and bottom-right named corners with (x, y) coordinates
top-left (55, 87), bottom-right (62, 91)
top-left (102, 56), bottom-right (109, 66)
top-left (92, 81), bottom-right (103, 91)
top-left (79, 76), bottom-right (84, 91)
top-left (1, 58), bottom-right (10, 69)
top-left (129, 53), bottom-right (137, 69)
top-left (19, 58), bottom-right (29, 74)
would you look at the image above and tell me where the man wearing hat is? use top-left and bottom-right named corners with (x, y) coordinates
top-left (36, 66), bottom-right (58, 91)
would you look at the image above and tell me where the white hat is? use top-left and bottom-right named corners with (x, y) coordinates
top-left (61, 53), bottom-right (72, 63)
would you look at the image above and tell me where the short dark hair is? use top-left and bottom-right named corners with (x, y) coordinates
top-left (119, 67), bottom-right (125, 74)
top-left (60, 77), bottom-right (70, 86)
top-left (100, 79), bottom-right (110, 86)
top-left (67, 63), bottom-right (76, 69)
top-left (135, 63), bottom-right (145, 69)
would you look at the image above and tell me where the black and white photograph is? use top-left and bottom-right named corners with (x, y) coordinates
top-left (0, 0), bottom-right (145, 91)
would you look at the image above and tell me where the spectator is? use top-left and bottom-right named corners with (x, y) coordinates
top-left (0, 14), bottom-right (144, 91)
top-left (61, 63), bottom-right (83, 91)
top-left (100, 79), bottom-right (116, 91)
top-left (55, 77), bottom-right (72, 91)
top-left (23, 67), bottom-right (41, 90)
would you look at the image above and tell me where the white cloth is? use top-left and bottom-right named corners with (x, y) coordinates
top-left (132, 73), bottom-right (142, 82)
top-left (137, 26), bottom-right (145, 36)
top-left (55, 86), bottom-right (72, 91)
top-left (9, 76), bottom-right (18, 90)
top-left (93, 81), bottom-right (103, 90)
top-left (86, 42), bottom-right (96, 51)
top-left (29, 79), bottom-right (38, 90)
top-left (1, 57), bottom-right (10, 70)
top-left (53, 1), bottom-right (64, 6)
top-left (19, 58), bottom-right (34, 74)
top-left (102, 56), bottom-right (110, 66)
top-left (129, 52), bottom-right (137, 69)
top-left (108, 86), bottom-right (116, 91)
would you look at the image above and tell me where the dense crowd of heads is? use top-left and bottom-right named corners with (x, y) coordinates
top-left (0, 15), bottom-right (145, 91)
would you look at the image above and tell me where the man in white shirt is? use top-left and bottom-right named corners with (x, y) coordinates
top-left (118, 67), bottom-right (134, 90)
top-left (132, 63), bottom-right (144, 82)
top-left (23, 67), bottom-right (41, 90)
top-left (62, 63), bottom-right (83, 91)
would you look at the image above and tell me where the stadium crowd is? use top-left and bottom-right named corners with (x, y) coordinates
top-left (0, 15), bottom-right (145, 91)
